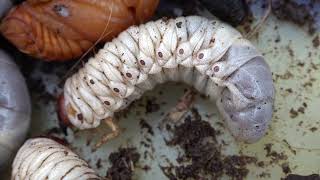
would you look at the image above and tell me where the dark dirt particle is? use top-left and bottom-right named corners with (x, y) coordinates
top-left (139, 118), bottom-right (154, 136)
top-left (142, 165), bottom-right (151, 171)
top-left (257, 161), bottom-right (265, 167)
top-left (106, 147), bottom-right (140, 180)
top-left (309, 127), bottom-right (317, 132)
top-left (287, 46), bottom-right (294, 57)
top-left (145, 98), bottom-right (160, 113)
top-left (96, 158), bottom-right (102, 169)
top-left (290, 108), bottom-right (299, 118)
top-left (312, 35), bottom-right (320, 48)
top-left (281, 162), bottom-right (291, 174)
top-left (286, 88), bottom-right (293, 93)
top-left (303, 102), bottom-right (307, 108)
top-left (297, 107), bottom-right (305, 114)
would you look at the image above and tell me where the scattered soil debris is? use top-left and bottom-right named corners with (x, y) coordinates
top-left (139, 118), bottom-right (154, 136)
top-left (162, 108), bottom-right (258, 180)
top-left (106, 148), bottom-right (140, 180)
top-left (264, 143), bottom-right (288, 163)
top-left (272, 0), bottom-right (317, 34)
top-left (282, 174), bottom-right (320, 180)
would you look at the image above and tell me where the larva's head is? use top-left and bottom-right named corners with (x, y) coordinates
top-left (219, 99), bottom-right (273, 143)
top-left (57, 94), bottom-right (72, 127)
top-left (218, 57), bottom-right (275, 143)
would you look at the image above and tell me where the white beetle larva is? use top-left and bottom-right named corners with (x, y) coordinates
top-left (0, 50), bottom-right (31, 170)
top-left (11, 138), bottom-right (101, 180)
top-left (59, 16), bottom-right (275, 147)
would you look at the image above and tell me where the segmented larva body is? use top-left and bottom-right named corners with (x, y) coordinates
top-left (62, 16), bottom-right (275, 143)
top-left (11, 138), bottom-right (100, 180)
top-left (0, 50), bottom-right (31, 170)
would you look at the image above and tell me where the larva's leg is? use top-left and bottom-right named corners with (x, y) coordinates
top-left (165, 89), bottom-right (195, 122)
top-left (95, 117), bottom-right (121, 149)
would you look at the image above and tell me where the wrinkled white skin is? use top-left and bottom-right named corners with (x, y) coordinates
top-left (0, 0), bottom-right (12, 18)
top-left (63, 16), bottom-right (275, 143)
top-left (11, 138), bottom-right (100, 180)
top-left (0, 50), bottom-right (31, 170)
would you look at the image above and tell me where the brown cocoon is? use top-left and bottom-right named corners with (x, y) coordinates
top-left (0, 0), bottom-right (159, 61)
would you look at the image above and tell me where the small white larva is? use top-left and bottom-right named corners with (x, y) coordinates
top-left (60, 16), bottom-right (275, 146)
top-left (0, 50), bottom-right (31, 170)
top-left (11, 138), bottom-right (101, 180)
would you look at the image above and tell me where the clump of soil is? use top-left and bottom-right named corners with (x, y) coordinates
top-left (106, 148), bottom-right (140, 180)
top-left (162, 108), bottom-right (257, 180)
top-left (272, 0), bottom-right (317, 34)
top-left (145, 98), bottom-right (160, 113)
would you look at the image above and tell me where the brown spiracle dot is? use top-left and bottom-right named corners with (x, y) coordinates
top-left (77, 113), bottom-right (83, 121)
top-left (213, 66), bottom-right (219, 72)
top-left (113, 88), bottom-right (120, 93)
top-left (140, 60), bottom-right (145, 66)
top-left (126, 73), bottom-right (132, 78)
top-left (104, 101), bottom-right (110, 106)
top-left (210, 38), bottom-right (215, 44)
top-left (90, 79), bottom-right (95, 84)
top-left (198, 53), bottom-right (204, 59)
top-left (158, 51), bottom-right (163, 58)
top-left (179, 48), bottom-right (184, 55)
